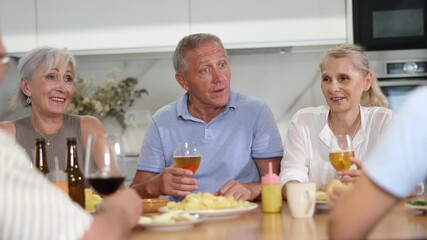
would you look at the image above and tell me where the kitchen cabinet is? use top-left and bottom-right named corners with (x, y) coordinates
top-left (190, 0), bottom-right (347, 49)
top-left (1, 0), bottom-right (190, 54)
top-left (1, 0), bottom-right (347, 55)
top-left (36, 0), bottom-right (190, 54)
top-left (0, 0), bottom-right (38, 53)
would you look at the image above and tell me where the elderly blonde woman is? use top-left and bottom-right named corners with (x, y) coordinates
top-left (280, 44), bottom-right (394, 197)
top-left (0, 46), bottom-right (105, 170)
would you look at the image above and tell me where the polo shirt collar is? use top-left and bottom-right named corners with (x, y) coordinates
top-left (176, 91), bottom-right (237, 121)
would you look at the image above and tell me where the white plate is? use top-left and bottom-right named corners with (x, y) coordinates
top-left (316, 200), bottom-right (330, 211)
top-left (159, 203), bottom-right (258, 220)
top-left (405, 201), bottom-right (427, 211)
top-left (138, 213), bottom-right (205, 231)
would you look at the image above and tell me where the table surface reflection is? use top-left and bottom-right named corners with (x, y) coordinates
top-left (131, 200), bottom-right (427, 240)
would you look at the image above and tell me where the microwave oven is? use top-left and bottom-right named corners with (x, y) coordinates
top-left (353, 0), bottom-right (427, 51)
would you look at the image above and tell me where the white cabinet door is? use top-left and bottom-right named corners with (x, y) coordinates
top-left (190, 0), bottom-right (347, 49)
top-left (0, 0), bottom-right (38, 54)
top-left (36, 0), bottom-right (190, 54)
top-left (2, 0), bottom-right (347, 54)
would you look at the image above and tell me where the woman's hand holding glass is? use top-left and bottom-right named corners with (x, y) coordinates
top-left (337, 158), bottom-right (364, 184)
top-left (329, 135), bottom-right (365, 183)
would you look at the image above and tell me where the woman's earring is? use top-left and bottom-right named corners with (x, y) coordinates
top-left (25, 96), bottom-right (32, 105)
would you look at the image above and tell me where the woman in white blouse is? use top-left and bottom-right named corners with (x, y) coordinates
top-left (280, 44), bottom-right (393, 196)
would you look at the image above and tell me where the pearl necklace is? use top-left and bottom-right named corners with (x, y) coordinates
top-left (35, 130), bottom-right (60, 146)
top-left (30, 116), bottom-right (63, 146)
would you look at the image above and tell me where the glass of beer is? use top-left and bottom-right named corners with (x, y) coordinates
top-left (329, 134), bottom-right (354, 171)
top-left (173, 141), bottom-right (201, 174)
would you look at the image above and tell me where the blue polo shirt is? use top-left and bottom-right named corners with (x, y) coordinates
top-left (137, 91), bottom-right (283, 198)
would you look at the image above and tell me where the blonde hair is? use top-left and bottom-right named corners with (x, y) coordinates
top-left (319, 43), bottom-right (388, 107)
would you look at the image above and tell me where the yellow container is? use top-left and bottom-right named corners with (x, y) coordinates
top-left (262, 184), bottom-right (282, 213)
top-left (261, 161), bottom-right (282, 213)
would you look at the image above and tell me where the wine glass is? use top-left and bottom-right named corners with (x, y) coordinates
top-left (85, 133), bottom-right (127, 195)
top-left (173, 141), bottom-right (201, 174)
top-left (329, 134), bottom-right (355, 171)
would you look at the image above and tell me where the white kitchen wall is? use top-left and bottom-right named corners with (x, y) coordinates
top-left (0, 48), bottom-right (328, 145)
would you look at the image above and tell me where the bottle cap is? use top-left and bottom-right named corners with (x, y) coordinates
top-left (48, 156), bottom-right (67, 182)
top-left (261, 161), bottom-right (280, 184)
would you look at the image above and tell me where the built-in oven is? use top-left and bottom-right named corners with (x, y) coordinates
top-left (353, 0), bottom-right (427, 51)
top-left (371, 57), bottom-right (427, 111)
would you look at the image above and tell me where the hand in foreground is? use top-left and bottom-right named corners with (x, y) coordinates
top-left (85, 189), bottom-right (141, 240)
top-left (215, 180), bottom-right (254, 201)
top-left (318, 184), bottom-right (328, 192)
top-left (327, 187), bottom-right (348, 210)
top-left (337, 157), bottom-right (364, 184)
top-left (98, 188), bottom-right (142, 228)
top-left (410, 182), bottom-right (425, 197)
top-left (156, 167), bottom-right (198, 197)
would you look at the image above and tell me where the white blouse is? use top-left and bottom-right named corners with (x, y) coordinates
top-left (0, 130), bottom-right (92, 240)
top-left (280, 105), bottom-right (393, 189)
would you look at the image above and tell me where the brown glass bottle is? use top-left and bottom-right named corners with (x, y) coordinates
top-left (34, 138), bottom-right (49, 175)
top-left (66, 137), bottom-right (85, 208)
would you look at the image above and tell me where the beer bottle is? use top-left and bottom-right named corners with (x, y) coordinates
top-left (34, 138), bottom-right (49, 175)
top-left (66, 137), bottom-right (85, 208)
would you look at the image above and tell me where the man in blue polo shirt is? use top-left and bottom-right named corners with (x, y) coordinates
top-left (130, 33), bottom-right (283, 201)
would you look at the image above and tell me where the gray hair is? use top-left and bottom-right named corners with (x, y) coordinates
top-left (10, 46), bottom-right (76, 109)
top-left (173, 33), bottom-right (227, 74)
top-left (319, 43), bottom-right (388, 107)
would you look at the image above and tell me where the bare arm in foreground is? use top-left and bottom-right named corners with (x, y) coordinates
top-left (328, 175), bottom-right (399, 239)
top-left (84, 188), bottom-right (141, 240)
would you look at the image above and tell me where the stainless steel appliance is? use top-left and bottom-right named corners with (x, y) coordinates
top-left (353, 0), bottom-right (427, 51)
top-left (369, 50), bottom-right (427, 111)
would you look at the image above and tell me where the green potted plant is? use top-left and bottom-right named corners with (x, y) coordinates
top-left (67, 69), bottom-right (148, 129)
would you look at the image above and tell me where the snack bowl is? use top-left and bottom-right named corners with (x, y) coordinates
top-left (142, 198), bottom-right (168, 214)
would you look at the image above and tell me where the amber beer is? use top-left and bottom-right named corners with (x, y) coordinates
top-left (54, 181), bottom-right (69, 194)
top-left (173, 156), bottom-right (201, 174)
top-left (48, 157), bottom-right (69, 194)
top-left (329, 151), bottom-right (354, 171)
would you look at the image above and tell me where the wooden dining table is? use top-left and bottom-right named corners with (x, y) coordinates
top-left (131, 200), bottom-right (427, 240)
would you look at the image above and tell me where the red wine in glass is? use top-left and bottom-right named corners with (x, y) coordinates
top-left (85, 133), bottom-right (127, 196)
top-left (87, 175), bottom-right (126, 195)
